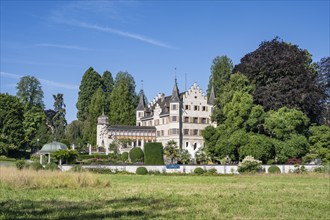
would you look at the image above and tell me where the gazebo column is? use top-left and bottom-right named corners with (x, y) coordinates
top-left (105, 145), bottom-right (109, 155)
top-left (141, 139), bottom-right (145, 151)
top-left (48, 154), bottom-right (51, 164)
top-left (40, 154), bottom-right (43, 165)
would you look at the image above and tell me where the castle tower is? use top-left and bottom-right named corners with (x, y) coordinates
top-left (136, 89), bottom-right (147, 126)
top-left (169, 78), bottom-right (183, 148)
top-left (96, 112), bottom-right (109, 153)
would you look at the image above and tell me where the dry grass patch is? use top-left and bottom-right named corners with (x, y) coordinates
top-left (0, 167), bottom-right (110, 189)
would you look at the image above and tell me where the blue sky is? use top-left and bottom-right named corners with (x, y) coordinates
top-left (1, 1), bottom-right (329, 123)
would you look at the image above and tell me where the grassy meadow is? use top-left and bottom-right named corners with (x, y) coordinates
top-left (0, 167), bottom-right (329, 219)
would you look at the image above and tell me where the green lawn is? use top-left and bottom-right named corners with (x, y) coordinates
top-left (0, 171), bottom-right (329, 219)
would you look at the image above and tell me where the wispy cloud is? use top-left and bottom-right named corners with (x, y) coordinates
top-left (0, 72), bottom-right (78, 90)
top-left (35, 43), bottom-right (89, 51)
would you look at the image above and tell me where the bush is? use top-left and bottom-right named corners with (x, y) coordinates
top-left (268, 165), bottom-right (281, 174)
top-left (238, 156), bottom-right (262, 174)
top-left (31, 161), bottom-right (43, 171)
top-left (72, 165), bottom-right (85, 172)
top-left (136, 167), bottom-right (148, 175)
top-left (129, 147), bottom-right (144, 163)
top-left (0, 155), bottom-right (7, 160)
top-left (207, 168), bottom-right (217, 175)
top-left (194, 167), bottom-right (204, 175)
top-left (121, 152), bottom-right (129, 163)
top-left (15, 159), bottom-right (25, 170)
top-left (144, 142), bottom-right (164, 165)
top-left (45, 162), bottom-right (59, 171)
top-left (88, 168), bottom-right (113, 174)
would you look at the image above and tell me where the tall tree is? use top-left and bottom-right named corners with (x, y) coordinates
top-left (0, 94), bottom-right (24, 156)
top-left (316, 57), bottom-right (330, 125)
top-left (109, 71), bottom-right (138, 125)
top-left (101, 70), bottom-right (114, 94)
top-left (84, 87), bottom-right (107, 145)
top-left (207, 56), bottom-right (233, 98)
top-left (233, 37), bottom-right (325, 123)
top-left (52, 94), bottom-right (67, 141)
top-left (16, 75), bottom-right (44, 108)
top-left (76, 67), bottom-right (102, 121)
top-left (66, 120), bottom-right (84, 147)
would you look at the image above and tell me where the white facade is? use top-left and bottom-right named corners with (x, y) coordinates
top-left (97, 80), bottom-right (215, 159)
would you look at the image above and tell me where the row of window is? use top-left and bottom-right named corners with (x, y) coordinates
top-left (156, 129), bottom-right (203, 137)
top-left (142, 116), bottom-right (210, 126)
top-left (110, 131), bottom-right (155, 137)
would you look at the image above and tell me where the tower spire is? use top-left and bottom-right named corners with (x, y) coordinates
top-left (170, 78), bottom-right (180, 102)
top-left (208, 84), bottom-right (215, 105)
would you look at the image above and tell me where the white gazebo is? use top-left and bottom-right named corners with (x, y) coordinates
top-left (37, 141), bottom-right (68, 164)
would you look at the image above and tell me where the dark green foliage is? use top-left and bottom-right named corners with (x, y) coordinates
top-left (268, 165), bottom-right (281, 174)
top-left (178, 149), bottom-right (191, 165)
top-left (66, 120), bottom-right (84, 147)
top-left (207, 55), bottom-right (233, 98)
top-left (129, 147), bottom-right (144, 163)
top-left (16, 75), bottom-right (44, 108)
top-left (164, 140), bottom-right (179, 164)
top-left (88, 168), bottom-right (113, 174)
top-left (31, 161), bottom-right (43, 171)
top-left (109, 71), bottom-right (137, 125)
top-left (144, 142), bottom-right (164, 165)
top-left (207, 168), bottom-right (217, 175)
top-left (52, 150), bottom-right (78, 164)
top-left (121, 152), bottom-right (129, 163)
top-left (84, 87), bottom-right (107, 145)
top-left (15, 159), bottom-right (25, 170)
top-left (0, 94), bottom-right (24, 156)
top-left (52, 94), bottom-right (67, 140)
top-left (194, 167), bottom-right (204, 175)
top-left (101, 70), bottom-right (114, 94)
top-left (76, 67), bottom-right (102, 121)
top-left (239, 133), bottom-right (275, 164)
top-left (45, 162), bottom-right (58, 171)
top-left (303, 125), bottom-right (330, 163)
top-left (234, 37), bottom-right (324, 122)
top-left (136, 167), bottom-right (148, 175)
top-left (316, 57), bottom-right (330, 126)
top-left (202, 126), bottom-right (219, 161)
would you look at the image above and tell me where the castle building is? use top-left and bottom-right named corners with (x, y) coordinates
top-left (97, 79), bottom-right (215, 158)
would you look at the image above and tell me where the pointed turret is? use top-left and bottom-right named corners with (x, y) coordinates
top-left (136, 89), bottom-right (146, 111)
top-left (208, 84), bottom-right (215, 105)
top-left (170, 78), bottom-right (180, 102)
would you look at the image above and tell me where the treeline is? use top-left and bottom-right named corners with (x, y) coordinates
top-left (72, 68), bottom-right (139, 147)
top-left (0, 76), bottom-right (66, 157)
top-left (203, 38), bottom-right (330, 164)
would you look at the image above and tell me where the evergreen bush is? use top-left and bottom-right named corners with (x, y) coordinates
top-left (45, 162), bottom-right (59, 171)
top-left (144, 142), bottom-right (164, 165)
top-left (136, 167), bottom-right (148, 175)
top-left (15, 159), bottom-right (25, 170)
top-left (268, 165), bottom-right (281, 174)
top-left (194, 167), bottom-right (204, 175)
top-left (121, 152), bottom-right (129, 163)
top-left (207, 168), bottom-right (217, 175)
top-left (129, 147), bottom-right (144, 163)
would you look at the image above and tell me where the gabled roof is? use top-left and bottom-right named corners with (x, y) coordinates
top-left (170, 79), bottom-right (180, 103)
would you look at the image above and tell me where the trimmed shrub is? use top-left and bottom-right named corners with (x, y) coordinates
top-left (15, 159), bottom-right (25, 170)
top-left (31, 161), bottom-right (43, 171)
top-left (268, 165), bottom-right (281, 174)
top-left (136, 167), bottom-right (148, 175)
top-left (121, 152), bottom-right (129, 163)
top-left (207, 168), bottom-right (217, 175)
top-left (129, 147), bottom-right (144, 163)
top-left (45, 162), bottom-right (59, 171)
top-left (144, 142), bottom-right (164, 165)
top-left (238, 156), bottom-right (262, 173)
top-left (194, 167), bottom-right (204, 175)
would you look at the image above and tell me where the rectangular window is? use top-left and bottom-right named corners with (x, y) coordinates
top-left (155, 119), bottom-right (159, 125)
top-left (171, 104), bottom-right (177, 110)
top-left (194, 105), bottom-right (200, 111)
top-left (184, 129), bottom-right (189, 135)
top-left (148, 121), bottom-right (152, 126)
top-left (157, 131), bottom-right (160, 137)
top-left (184, 117), bottom-right (189, 123)
top-left (193, 129), bottom-right (198, 136)
top-left (185, 105), bottom-right (190, 110)
top-left (161, 130), bottom-right (164, 136)
top-left (202, 106), bottom-right (208, 111)
top-left (202, 118), bottom-right (207, 124)
top-left (193, 117), bottom-right (198, 123)
top-left (172, 116), bottom-right (177, 122)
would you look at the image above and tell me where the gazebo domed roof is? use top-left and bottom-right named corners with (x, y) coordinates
top-left (38, 141), bottom-right (68, 154)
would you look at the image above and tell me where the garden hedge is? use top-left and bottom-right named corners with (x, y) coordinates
top-left (144, 142), bottom-right (164, 165)
top-left (129, 147), bottom-right (144, 163)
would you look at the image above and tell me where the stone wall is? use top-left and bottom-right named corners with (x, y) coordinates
top-left (61, 164), bottom-right (322, 174)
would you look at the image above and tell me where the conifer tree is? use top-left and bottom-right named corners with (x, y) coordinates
top-left (109, 71), bottom-right (137, 125)
top-left (76, 67), bottom-right (102, 121)
top-left (52, 93), bottom-right (67, 141)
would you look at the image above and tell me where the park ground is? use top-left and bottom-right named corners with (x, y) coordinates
top-left (0, 166), bottom-right (329, 219)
